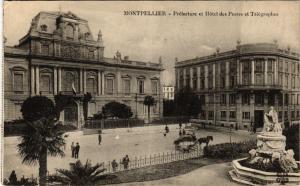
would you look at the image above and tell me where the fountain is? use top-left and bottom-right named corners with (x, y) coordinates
top-left (229, 107), bottom-right (300, 185)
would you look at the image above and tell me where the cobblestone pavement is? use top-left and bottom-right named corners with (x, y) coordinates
top-left (4, 124), bottom-right (254, 179)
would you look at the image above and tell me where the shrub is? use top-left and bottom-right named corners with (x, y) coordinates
top-left (283, 124), bottom-right (299, 161)
top-left (102, 101), bottom-right (133, 119)
top-left (203, 140), bottom-right (256, 159)
top-left (21, 96), bottom-right (56, 121)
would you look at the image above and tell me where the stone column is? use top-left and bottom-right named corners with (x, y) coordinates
top-left (117, 71), bottom-right (121, 95)
top-left (54, 67), bottom-right (57, 94)
top-left (190, 68), bottom-right (193, 89)
top-left (197, 66), bottom-right (201, 91)
top-left (80, 69), bottom-right (83, 93)
top-left (239, 61), bottom-right (243, 84)
top-left (236, 60), bottom-right (240, 85)
top-left (101, 71), bottom-right (105, 95)
top-left (251, 59), bottom-right (255, 85)
top-left (225, 61), bottom-right (229, 88)
top-left (274, 59), bottom-right (278, 85)
top-left (83, 69), bottom-right (86, 93)
top-left (213, 63), bottom-right (216, 89)
top-left (264, 58), bottom-right (268, 85)
top-left (58, 67), bottom-right (62, 92)
top-left (35, 66), bottom-right (39, 94)
top-left (236, 93), bottom-right (242, 129)
top-left (183, 68), bottom-right (186, 87)
top-left (204, 65), bottom-right (208, 89)
top-left (98, 70), bottom-right (101, 95)
top-left (31, 66), bottom-right (35, 96)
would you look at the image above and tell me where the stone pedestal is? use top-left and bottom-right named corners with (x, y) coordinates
top-left (257, 132), bottom-right (286, 154)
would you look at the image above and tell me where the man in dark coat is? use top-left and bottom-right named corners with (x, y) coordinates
top-left (98, 134), bottom-right (102, 145)
top-left (122, 155), bottom-right (130, 170)
top-left (75, 142), bottom-right (80, 159)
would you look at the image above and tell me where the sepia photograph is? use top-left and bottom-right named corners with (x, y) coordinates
top-left (2, 1), bottom-right (300, 185)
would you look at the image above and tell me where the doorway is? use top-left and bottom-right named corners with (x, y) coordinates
top-left (254, 110), bottom-right (264, 129)
top-left (64, 101), bottom-right (78, 127)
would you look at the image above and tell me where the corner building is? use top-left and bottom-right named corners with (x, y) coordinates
top-left (4, 11), bottom-right (164, 127)
top-left (175, 43), bottom-right (300, 129)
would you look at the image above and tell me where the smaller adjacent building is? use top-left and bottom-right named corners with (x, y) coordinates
top-left (162, 85), bottom-right (175, 100)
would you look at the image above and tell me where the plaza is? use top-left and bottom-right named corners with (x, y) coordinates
top-left (3, 124), bottom-right (254, 179)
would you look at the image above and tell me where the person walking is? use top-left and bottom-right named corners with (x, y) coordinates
top-left (111, 159), bottom-right (118, 172)
top-left (75, 142), bottom-right (80, 159)
top-left (179, 122), bottom-right (182, 129)
top-left (182, 129), bottom-right (186, 135)
top-left (98, 133), bottom-right (102, 145)
top-left (9, 170), bottom-right (17, 185)
top-left (122, 155), bottom-right (130, 170)
top-left (165, 125), bottom-right (169, 133)
top-left (179, 129), bottom-right (182, 136)
top-left (71, 142), bottom-right (75, 158)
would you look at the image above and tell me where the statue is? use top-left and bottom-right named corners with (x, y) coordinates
top-left (262, 106), bottom-right (282, 133)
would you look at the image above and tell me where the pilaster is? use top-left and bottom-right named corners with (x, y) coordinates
top-left (213, 63), bottom-right (216, 89)
top-left (98, 70), bottom-right (101, 95)
top-left (54, 67), bottom-right (57, 94)
top-left (197, 66), bottom-right (201, 91)
top-left (204, 65), bottom-right (208, 89)
top-left (183, 68), bottom-right (186, 87)
top-left (58, 67), bottom-right (62, 92)
top-left (80, 69), bottom-right (83, 93)
top-left (225, 61), bottom-right (229, 88)
top-left (264, 58), bottom-right (268, 85)
top-left (251, 59), bottom-right (255, 85)
top-left (31, 66), bottom-right (35, 96)
top-left (35, 66), bottom-right (39, 94)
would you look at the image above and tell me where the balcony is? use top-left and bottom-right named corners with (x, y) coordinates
top-left (235, 84), bottom-right (282, 91)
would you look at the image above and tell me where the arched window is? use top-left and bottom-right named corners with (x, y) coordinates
top-left (40, 24), bottom-right (47, 32)
top-left (105, 74), bottom-right (115, 95)
top-left (40, 69), bottom-right (53, 94)
top-left (86, 72), bottom-right (97, 94)
top-left (11, 67), bottom-right (26, 93)
top-left (66, 24), bottom-right (74, 39)
top-left (65, 71), bottom-right (76, 92)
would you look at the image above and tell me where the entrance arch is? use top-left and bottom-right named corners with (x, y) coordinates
top-left (64, 101), bottom-right (78, 127)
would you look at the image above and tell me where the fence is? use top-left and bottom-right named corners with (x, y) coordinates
top-left (100, 144), bottom-right (202, 176)
top-left (148, 116), bottom-right (190, 125)
top-left (84, 119), bottom-right (145, 129)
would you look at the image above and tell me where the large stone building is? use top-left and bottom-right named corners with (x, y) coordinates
top-left (4, 11), bottom-right (164, 127)
top-left (175, 42), bottom-right (300, 129)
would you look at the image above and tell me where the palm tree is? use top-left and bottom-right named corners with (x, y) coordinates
top-left (49, 160), bottom-right (106, 185)
top-left (18, 96), bottom-right (65, 186)
top-left (18, 118), bottom-right (65, 186)
top-left (143, 95), bottom-right (155, 123)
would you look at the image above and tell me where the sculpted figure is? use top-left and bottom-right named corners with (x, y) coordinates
top-left (263, 107), bottom-right (282, 133)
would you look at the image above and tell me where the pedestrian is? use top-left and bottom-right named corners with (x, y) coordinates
top-left (9, 170), bottom-right (17, 185)
top-left (98, 133), bottom-right (102, 145)
top-left (182, 129), bottom-right (186, 135)
top-left (75, 142), bottom-right (80, 159)
top-left (71, 142), bottom-right (75, 158)
top-left (179, 129), bottom-right (182, 136)
top-left (111, 159), bottom-right (118, 172)
top-left (165, 125), bottom-right (169, 133)
top-left (179, 122), bottom-right (182, 129)
top-left (122, 155), bottom-right (130, 170)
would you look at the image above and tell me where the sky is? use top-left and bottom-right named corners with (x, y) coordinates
top-left (4, 1), bottom-right (300, 85)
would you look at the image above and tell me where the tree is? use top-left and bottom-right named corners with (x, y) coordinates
top-left (102, 101), bottom-right (133, 119)
top-left (18, 96), bottom-right (65, 186)
top-left (143, 95), bottom-right (155, 123)
top-left (48, 160), bottom-right (106, 185)
top-left (174, 87), bottom-right (202, 120)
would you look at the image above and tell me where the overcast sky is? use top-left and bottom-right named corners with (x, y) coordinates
top-left (4, 1), bottom-right (300, 85)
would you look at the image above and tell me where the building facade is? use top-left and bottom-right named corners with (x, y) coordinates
top-left (175, 43), bottom-right (300, 129)
top-left (162, 85), bottom-right (174, 100)
top-left (4, 11), bottom-right (164, 127)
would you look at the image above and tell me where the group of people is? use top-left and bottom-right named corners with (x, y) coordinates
top-left (71, 142), bottom-right (80, 159)
top-left (111, 155), bottom-right (130, 172)
top-left (179, 129), bottom-right (186, 136)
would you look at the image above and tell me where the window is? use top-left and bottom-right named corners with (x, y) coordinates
top-left (284, 111), bottom-right (288, 120)
top-left (243, 61), bottom-right (250, 72)
top-left (285, 62), bottom-right (289, 72)
top-left (64, 71), bottom-right (76, 92)
top-left (292, 76), bottom-right (296, 89)
top-left (41, 44), bottom-right (49, 55)
top-left (285, 94), bottom-right (289, 106)
top-left (208, 111), bottom-right (214, 119)
top-left (255, 74), bottom-right (263, 85)
top-left (88, 50), bottom-right (94, 59)
top-left (229, 94), bottom-right (236, 105)
top-left (221, 111), bottom-right (226, 119)
top-left (40, 24), bottom-right (47, 32)
top-left (268, 74), bottom-right (273, 85)
top-left (242, 94), bottom-right (250, 105)
top-left (278, 111), bottom-right (282, 121)
top-left (220, 77), bottom-right (225, 88)
top-left (138, 80), bottom-right (144, 94)
top-left (267, 60), bottom-right (273, 72)
top-left (297, 111), bottom-right (300, 119)
top-left (201, 78), bottom-right (205, 89)
top-left (220, 94), bottom-right (226, 105)
top-left (230, 76), bottom-right (235, 87)
top-left (106, 78), bottom-right (114, 94)
top-left (66, 24), bottom-right (74, 39)
top-left (200, 95), bottom-right (205, 105)
top-left (151, 80), bottom-right (158, 95)
top-left (209, 94), bottom-right (214, 104)
top-left (279, 74), bottom-right (283, 86)
top-left (291, 111), bottom-right (295, 120)
top-left (278, 93), bottom-right (283, 106)
top-left (255, 93), bottom-right (264, 105)
top-left (242, 112), bottom-right (250, 119)
top-left (193, 78), bottom-right (197, 90)
top-left (243, 73), bottom-right (250, 85)
top-left (285, 75), bottom-right (288, 87)
top-left (87, 78), bottom-right (97, 94)
top-left (268, 94), bottom-right (275, 105)
top-left (40, 74), bottom-right (52, 93)
top-left (229, 111), bottom-right (236, 119)
top-left (255, 60), bottom-right (263, 72)
top-left (124, 79), bottom-right (131, 95)
top-left (13, 73), bottom-right (24, 92)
